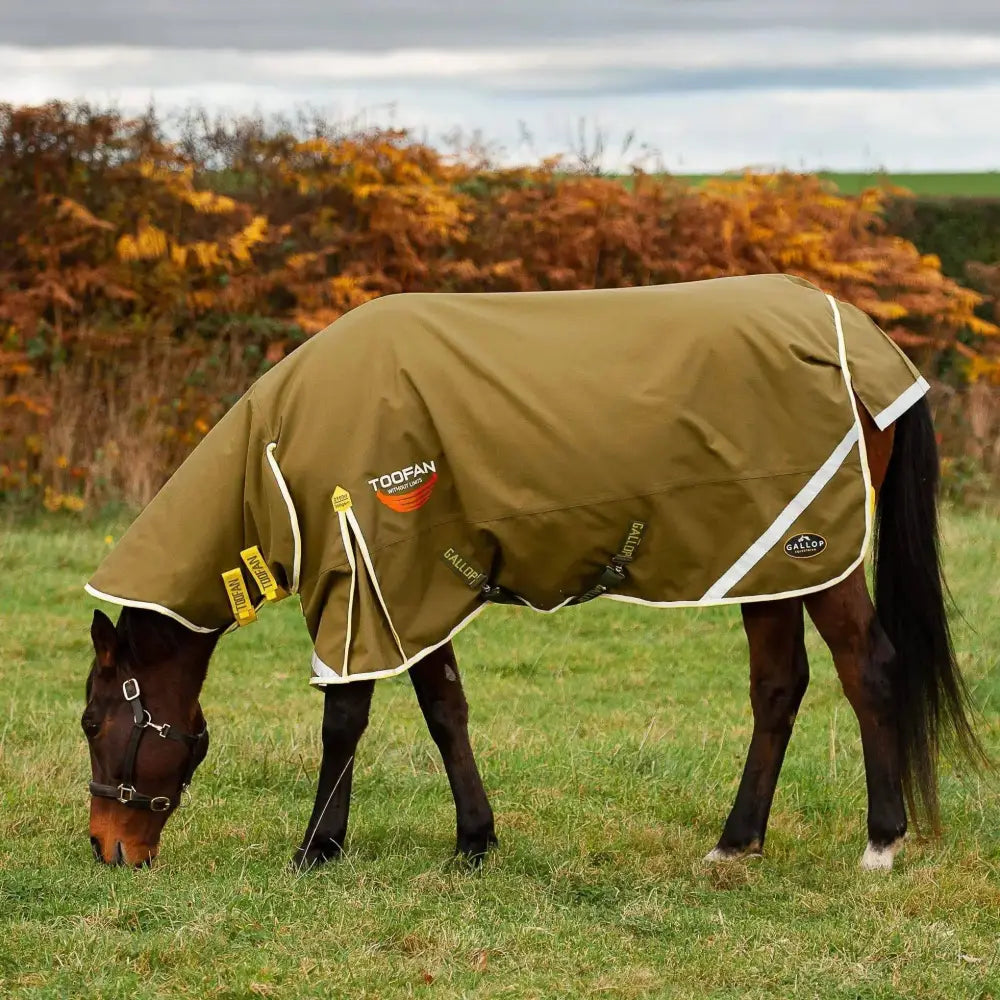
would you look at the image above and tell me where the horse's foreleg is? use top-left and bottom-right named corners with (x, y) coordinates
top-left (708, 598), bottom-right (809, 860)
top-left (291, 678), bottom-right (375, 870)
top-left (409, 644), bottom-right (497, 862)
top-left (805, 568), bottom-right (906, 870)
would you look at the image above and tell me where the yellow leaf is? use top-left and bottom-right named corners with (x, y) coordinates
top-left (116, 234), bottom-right (140, 262)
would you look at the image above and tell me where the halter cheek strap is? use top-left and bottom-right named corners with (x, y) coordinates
top-left (88, 677), bottom-right (208, 813)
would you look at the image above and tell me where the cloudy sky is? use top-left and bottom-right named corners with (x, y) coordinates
top-left (4, 0), bottom-right (1000, 171)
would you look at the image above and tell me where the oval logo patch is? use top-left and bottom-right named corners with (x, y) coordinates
top-left (784, 533), bottom-right (827, 559)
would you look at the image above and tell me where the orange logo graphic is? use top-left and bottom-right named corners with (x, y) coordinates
top-left (368, 461), bottom-right (438, 513)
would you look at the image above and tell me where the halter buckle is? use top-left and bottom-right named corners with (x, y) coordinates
top-left (122, 678), bottom-right (141, 701)
top-left (117, 783), bottom-right (137, 803)
top-left (149, 796), bottom-right (172, 812)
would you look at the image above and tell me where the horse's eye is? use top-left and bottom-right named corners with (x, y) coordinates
top-left (81, 714), bottom-right (101, 738)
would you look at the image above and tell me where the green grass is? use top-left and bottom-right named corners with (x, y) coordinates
top-left (2, 511), bottom-right (999, 999)
top-left (674, 172), bottom-right (1000, 198)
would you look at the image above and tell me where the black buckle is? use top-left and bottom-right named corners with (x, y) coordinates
top-left (596, 563), bottom-right (627, 589)
top-left (480, 583), bottom-right (525, 606)
top-left (122, 678), bottom-right (141, 701)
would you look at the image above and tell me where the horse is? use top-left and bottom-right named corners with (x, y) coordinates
top-left (80, 278), bottom-right (984, 871)
top-left (82, 393), bottom-right (981, 871)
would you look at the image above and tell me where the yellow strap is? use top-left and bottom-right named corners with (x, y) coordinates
top-left (240, 545), bottom-right (280, 602)
top-left (331, 486), bottom-right (353, 513)
top-left (221, 567), bottom-right (257, 626)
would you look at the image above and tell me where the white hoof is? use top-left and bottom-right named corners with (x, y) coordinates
top-left (860, 837), bottom-right (904, 871)
top-left (704, 843), bottom-right (760, 862)
top-left (704, 847), bottom-right (733, 862)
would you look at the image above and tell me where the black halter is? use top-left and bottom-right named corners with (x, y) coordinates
top-left (88, 677), bottom-right (208, 813)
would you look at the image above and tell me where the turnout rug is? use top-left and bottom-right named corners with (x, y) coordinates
top-left (87, 274), bottom-right (929, 684)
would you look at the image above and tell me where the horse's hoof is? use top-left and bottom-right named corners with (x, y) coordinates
top-left (290, 838), bottom-right (343, 872)
top-left (704, 840), bottom-right (761, 862)
top-left (456, 828), bottom-right (498, 866)
top-left (860, 837), bottom-right (904, 871)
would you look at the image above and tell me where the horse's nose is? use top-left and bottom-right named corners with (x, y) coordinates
top-left (90, 834), bottom-right (156, 867)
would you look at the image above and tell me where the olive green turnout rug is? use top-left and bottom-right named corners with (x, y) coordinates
top-left (87, 274), bottom-right (928, 683)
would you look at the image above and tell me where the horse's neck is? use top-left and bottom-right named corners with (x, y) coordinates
top-left (119, 607), bottom-right (220, 698)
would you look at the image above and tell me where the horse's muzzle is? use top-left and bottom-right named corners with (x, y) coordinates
top-left (90, 835), bottom-right (154, 867)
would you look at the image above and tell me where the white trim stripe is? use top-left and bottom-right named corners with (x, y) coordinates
top-left (265, 442), bottom-right (302, 593)
top-left (84, 583), bottom-right (218, 634)
top-left (345, 507), bottom-right (407, 661)
top-left (872, 376), bottom-right (930, 431)
top-left (699, 426), bottom-right (860, 601)
top-left (337, 509), bottom-right (357, 677)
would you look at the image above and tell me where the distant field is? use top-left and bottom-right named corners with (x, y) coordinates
top-left (675, 172), bottom-right (1000, 198)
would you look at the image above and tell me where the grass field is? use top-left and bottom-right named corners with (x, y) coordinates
top-left (2, 512), bottom-right (999, 999)
top-left (674, 172), bottom-right (1000, 198)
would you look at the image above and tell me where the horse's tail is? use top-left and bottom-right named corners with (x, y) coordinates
top-left (873, 394), bottom-right (985, 830)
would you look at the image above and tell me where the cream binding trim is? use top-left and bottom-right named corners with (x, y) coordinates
top-left (311, 605), bottom-right (488, 685)
top-left (316, 505), bottom-right (410, 683)
top-left (265, 442), bottom-right (301, 593)
top-left (83, 584), bottom-right (218, 634)
top-left (86, 441), bottom-right (303, 635)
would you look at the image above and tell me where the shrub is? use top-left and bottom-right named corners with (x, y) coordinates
top-left (1, 103), bottom-right (996, 508)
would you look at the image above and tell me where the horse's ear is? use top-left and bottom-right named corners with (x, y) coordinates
top-left (91, 609), bottom-right (118, 671)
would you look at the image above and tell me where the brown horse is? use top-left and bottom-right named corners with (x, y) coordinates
top-left (82, 395), bottom-right (981, 870)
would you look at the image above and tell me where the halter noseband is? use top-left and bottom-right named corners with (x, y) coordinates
top-left (88, 677), bottom-right (208, 813)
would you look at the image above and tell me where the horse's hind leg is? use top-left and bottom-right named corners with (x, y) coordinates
top-left (291, 678), bottom-right (375, 870)
top-left (805, 567), bottom-right (906, 870)
top-left (708, 598), bottom-right (809, 860)
top-left (409, 643), bottom-right (497, 862)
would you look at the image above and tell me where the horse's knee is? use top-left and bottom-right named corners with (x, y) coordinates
top-left (411, 652), bottom-right (470, 738)
top-left (838, 620), bottom-right (897, 714)
top-left (425, 693), bottom-right (469, 743)
top-left (750, 664), bottom-right (808, 730)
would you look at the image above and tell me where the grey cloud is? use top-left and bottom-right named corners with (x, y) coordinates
top-left (4, 0), bottom-right (1000, 50)
top-left (497, 64), bottom-right (1000, 99)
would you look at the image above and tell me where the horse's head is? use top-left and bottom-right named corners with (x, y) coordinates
top-left (83, 608), bottom-right (217, 866)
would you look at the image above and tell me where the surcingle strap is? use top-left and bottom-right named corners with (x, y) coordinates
top-left (569, 519), bottom-right (647, 605)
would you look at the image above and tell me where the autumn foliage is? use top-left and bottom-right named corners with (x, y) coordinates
top-left (2, 103), bottom-right (998, 509)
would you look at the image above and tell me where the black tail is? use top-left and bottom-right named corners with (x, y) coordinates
top-left (874, 395), bottom-right (985, 830)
